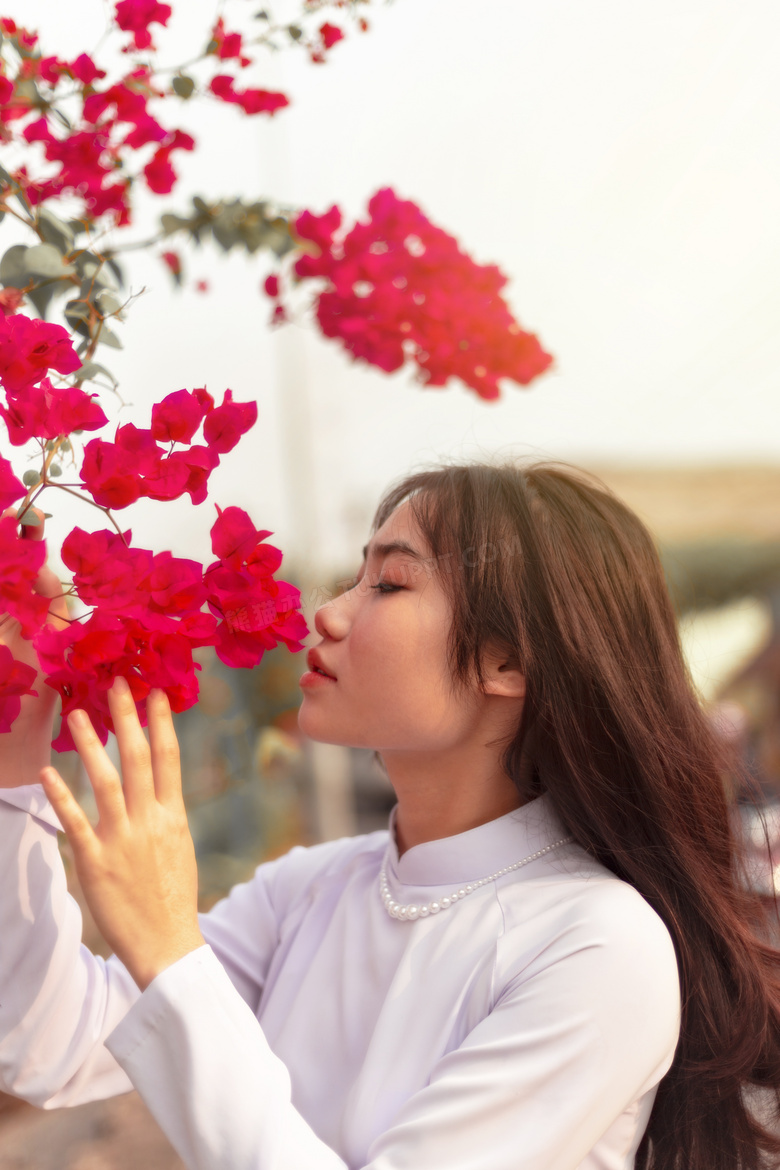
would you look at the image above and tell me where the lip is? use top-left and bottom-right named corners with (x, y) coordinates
top-left (303, 648), bottom-right (337, 682)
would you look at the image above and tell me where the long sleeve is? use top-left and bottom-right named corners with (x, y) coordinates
top-left (0, 788), bottom-right (137, 1106)
top-left (106, 873), bottom-right (680, 1170)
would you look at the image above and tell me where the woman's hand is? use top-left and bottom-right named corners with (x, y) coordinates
top-left (0, 508), bottom-right (70, 788)
top-left (41, 678), bottom-right (205, 991)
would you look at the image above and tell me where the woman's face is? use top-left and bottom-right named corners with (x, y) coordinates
top-left (298, 501), bottom-right (482, 752)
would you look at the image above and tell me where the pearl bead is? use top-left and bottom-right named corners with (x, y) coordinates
top-left (378, 836), bottom-right (572, 922)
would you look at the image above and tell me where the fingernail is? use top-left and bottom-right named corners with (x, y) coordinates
top-left (69, 709), bottom-right (88, 728)
top-left (112, 677), bottom-right (130, 695)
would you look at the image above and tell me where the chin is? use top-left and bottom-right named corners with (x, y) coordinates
top-left (297, 703), bottom-right (355, 747)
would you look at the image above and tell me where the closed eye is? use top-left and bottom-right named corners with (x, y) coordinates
top-left (370, 581), bottom-right (403, 594)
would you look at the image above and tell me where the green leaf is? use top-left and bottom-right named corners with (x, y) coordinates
top-left (74, 360), bottom-right (118, 386)
top-left (288, 24), bottom-right (303, 40)
top-left (96, 289), bottom-right (123, 317)
top-left (49, 463), bottom-right (62, 478)
top-left (37, 207), bottom-right (75, 254)
top-left (22, 469), bottom-right (40, 487)
top-left (0, 245), bottom-right (29, 289)
top-left (106, 257), bottom-right (125, 288)
top-left (26, 283), bottom-right (62, 320)
top-left (161, 212), bottom-right (192, 236)
top-left (24, 243), bottom-right (77, 279)
top-left (64, 300), bottom-right (91, 322)
top-left (95, 322), bottom-right (122, 349)
top-left (75, 251), bottom-right (118, 289)
top-left (172, 74), bottom-right (195, 98)
top-left (17, 507), bottom-right (41, 526)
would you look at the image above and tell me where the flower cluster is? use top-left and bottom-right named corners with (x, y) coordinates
top-left (205, 506), bottom-right (307, 669)
top-left (209, 75), bottom-right (289, 117)
top-left (114, 0), bottom-right (172, 53)
top-left (0, 309), bottom-right (305, 748)
top-left (80, 387), bottom-right (256, 508)
top-left (290, 188), bottom-right (553, 399)
top-left (20, 68), bottom-right (194, 223)
top-left (33, 508), bottom-right (305, 751)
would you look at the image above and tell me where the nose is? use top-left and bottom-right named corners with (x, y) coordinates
top-left (313, 587), bottom-right (352, 641)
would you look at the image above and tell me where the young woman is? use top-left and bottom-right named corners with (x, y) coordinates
top-left (0, 461), bottom-right (779, 1170)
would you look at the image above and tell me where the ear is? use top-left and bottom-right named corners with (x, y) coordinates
top-left (480, 649), bottom-right (526, 700)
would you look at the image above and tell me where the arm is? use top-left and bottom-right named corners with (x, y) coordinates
top-left (0, 791), bottom-right (138, 1106)
top-left (0, 517), bottom-right (138, 1105)
top-left (104, 883), bottom-right (679, 1170)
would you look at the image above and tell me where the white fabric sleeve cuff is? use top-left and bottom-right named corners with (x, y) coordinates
top-left (106, 945), bottom-right (347, 1170)
top-left (0, 783), bottom-right (63, 832)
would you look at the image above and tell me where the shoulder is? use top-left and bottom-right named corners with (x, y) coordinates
top-left (497, 844), bottom-right (680, 998)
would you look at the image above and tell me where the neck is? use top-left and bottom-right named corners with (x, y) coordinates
top-left (381, 741), bottom-right (525, 857)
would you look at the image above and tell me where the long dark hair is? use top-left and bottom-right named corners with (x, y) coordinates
top-left (374, 461), bottom-right (780, 1170)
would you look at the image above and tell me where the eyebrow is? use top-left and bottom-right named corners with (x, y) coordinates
top-left (361, 539), bottom-right (425, 562)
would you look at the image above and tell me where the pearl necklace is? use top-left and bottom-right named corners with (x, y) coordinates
top-left (379, 836), bottom-right (573, 921)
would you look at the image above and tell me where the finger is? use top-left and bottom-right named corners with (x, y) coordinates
top-left (67, 708), bottom-right (128, 831)
top-left (40, 766), bottom-right (98, 858)
top-left (108, 677), bottom-right (155, 816)
top-left (146, 688), bottom-right (183, 807)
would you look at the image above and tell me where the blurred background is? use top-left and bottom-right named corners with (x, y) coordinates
top-left (4, 0), bottom-right (780, 1164)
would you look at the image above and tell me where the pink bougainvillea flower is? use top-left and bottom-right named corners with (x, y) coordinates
top-left (80, 425), bottom-right (155, 508)
top-left (164, 444), bottom-right (219, 504)
top-left (0, 515), bottom-right (49, 637)
top-left (151, 387), bottom-right (214, 443)
top-left (70, 53), bottom-right (107, 86)
top-left (0, 379), bottom-right (108, 446)
top-left (22, 118), bottom-right (134, 226)
top-left (61, 526), bottom-right (152, 612)
top-left (209, 75), bottom-right (289, 116)
top-left (0, 454), bottom-right (25, 510)
top-left (210, 505), bottom-right (270, 563)
top-left (319, 22), bottom-right (344, 50)
top-left (82, 399), bottom-right (222, 508)
top-left (0, 312), bottom-right (81, 395)
top-left (0, 18), bottom-right (38, 51)
top-left (292, 188), bottom-right (553, 400)
top-left (144, 550), bottom-right (206, 614)
top-left (0, 289), bottom-right (25, 315)
top-left (203, 389), bottom-right (257, 454)
top-left (143, 129), bottom-right (194, 194)
top-left (0, 644), bottom-right (38, 734)
top-left (204, 505), bottom-right (307, 668)
top-left (161, 250), bottom-right (182, 282)
top-left (210, 17), bottom-right (248, 63)
top-left (114, 0), bottom-right (172, 51)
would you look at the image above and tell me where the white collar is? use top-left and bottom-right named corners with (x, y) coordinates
top-left (385, 794), bottom-right (568, 889)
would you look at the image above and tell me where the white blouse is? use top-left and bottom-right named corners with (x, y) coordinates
top-left (0, 785), bottom-right (680, 1170)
